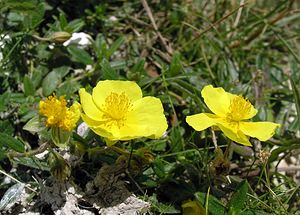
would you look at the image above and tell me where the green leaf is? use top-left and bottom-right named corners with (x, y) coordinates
top-left (0, 120), bottom-right (14, 135)
top-left (290, 78), bottom-right (300, 131)
top-left (42, 70), bottom-right (61, 96)
top-left (0, 92), bottom-right (10, 112)
top-left (131, 58), bottom-right (145, 74)
top-left (152, 158), bottom-right (166, 179)
top-left (95, 34), bottom-right (107, 60)
top-left (23, 75), bottom-right (35, 96)
top-left (67, 46), bottom-right (93, 65)
top-left (149, 140), bottom-right (167, 152)
top-left (195, 192), bottom-right (226, 215)
top-left (23, 2), bottom-right (45, 29)
top-left (0, 183), bottom-right (25, 211)
top-left (107, 36), bottom-right (125, 58)
top-left (59, 13), bottom-right (68, 30)
top-left (23, 116), bottom-right (44, 133)
top-left (0, 132), bottom-right (25, 152)
top-left (169, 126), bottom-right (184, 152)
top-left (169, 52), bottom-right (182, 76)
top-left (4, 0), bottom-right (37, 11)
top-left (100, 59), bottom-right (118, 80)
top-left (65, 19), bottom-right (85, 32)
top-left (14, 157), bottom-right (49, 171)
top-left (57, 79), bottom-right (80, 97)
top-left (228, 180), bottom-right (249, 211)
top-left (53, 66), bottom-right (70, 79)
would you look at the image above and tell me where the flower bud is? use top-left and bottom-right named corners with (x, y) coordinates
top-left (51, 32), bottom-right (71, 44)
top-left (51, 127), bottom-right (71, 148)
top-left (48, 151), bottom-right (70, 181)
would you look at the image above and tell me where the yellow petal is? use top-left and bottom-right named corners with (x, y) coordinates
top-left (92, 80), bottom-right (142, 109)
top-left (186, 113), bottom-right (217, 131)
top-left (245, 105), bottom-right (257, 120)
top-left (201, 85), bottom-right (230, 117)
top-left (79, 88), bottom-right (104, 121)
top-left (239, 121), bottom-right (280, 141)
top-left (81, 113), bottom-right (115, 140)
top-left (119, 97), bottom-right (168, 140)
top-left (215, 120), bottom-right (252, 146)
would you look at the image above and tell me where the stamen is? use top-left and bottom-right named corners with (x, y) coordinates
top-left (227, 96), bottom-right (251, 121)
top-left (101, 92), bottom-right (132, 128)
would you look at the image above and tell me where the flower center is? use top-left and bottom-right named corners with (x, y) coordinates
top-left (227, 96), bottom-right (251, 121)
top-left (102, 92), bottom-right (132, 128)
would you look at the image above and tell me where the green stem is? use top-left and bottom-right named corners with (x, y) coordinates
top-left (7, 141), bottom-right (49, 158)
top-left (224, 139), bottom-right (233, 160)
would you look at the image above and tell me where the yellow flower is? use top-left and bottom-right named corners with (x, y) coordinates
top-left (79, 80), bottom-right (168, 143)
top-left (182, 200), bottom-right (205, 215)
top-left (39, 95), bottom-right (81, 131)
top-left (186, 85), bottom-right (280, 146)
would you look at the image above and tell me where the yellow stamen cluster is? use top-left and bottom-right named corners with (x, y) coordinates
top-left (39, 95), bottom-right (81, 131)
top-left (227, 96), bottom-right (251, 121)
top-left (102, 92), bottom-right (132, 128)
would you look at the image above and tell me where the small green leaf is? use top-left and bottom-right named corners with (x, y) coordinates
top-left (131, 59), bottom-right (145, 74)
top-left (23, 116), bottom-right (44, 133)
top-left (0, 92), bottom-right (10, 112)
top-left (59, 13), bottom-right (68, 30)
top-left (228, 180), bottom-right (249, 211)
top-left (23, 2), bottom-right (45, 29)
top-left (290, 78), bottom-right (300, 131)
top-left (53, 66), bottom-right (70, 79)
top-left (57, 79), bottom-right (80, 97)
top-left (42, 70), bottom-right (61, 96)
top-left (14, 157), bottom-right (50, 171)
top-left (169, 52), bottom-right (182, 76)
top-left (23, 75), bottom-right (35, 96)
top-left (0, 132), bottom-right (25, 152)
top-left (149, 140), bottom-right (167, 152)
top-left (0, 183), bottom-right (25, 211)
top-left (65, 19), bottom-right (85, 32)
top-left (95, 34), bottom-right (107, 59)
top-left (67, 46), bottom-right (93, 65)
top-left (0, 120), bottom-right (14, 135)
top-left (169, 126), bottom-right (184, 152)
top-left (100, 59), bottom-right (118, 80)
top-left (107, 36), bottom-right (125, 58)
top-left (152, 158), bottom-right (166, 179)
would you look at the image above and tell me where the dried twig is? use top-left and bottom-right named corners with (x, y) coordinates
top-left (184, 2), bottom-right (248, 44)
top-left (140, 0), bottom-right (173, 55)
top-left (229, 0), bottom-right (295, 48)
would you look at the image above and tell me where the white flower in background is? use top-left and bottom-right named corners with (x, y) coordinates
top-left (0, 34), bottom-right (11, 61)
top-left (63, 32), bottom-right (92, 48)
top-left (109, 16), bottom-right (118, 22)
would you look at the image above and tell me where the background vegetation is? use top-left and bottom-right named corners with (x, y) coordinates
top-left (0, 0), bottom-right (299, 214)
